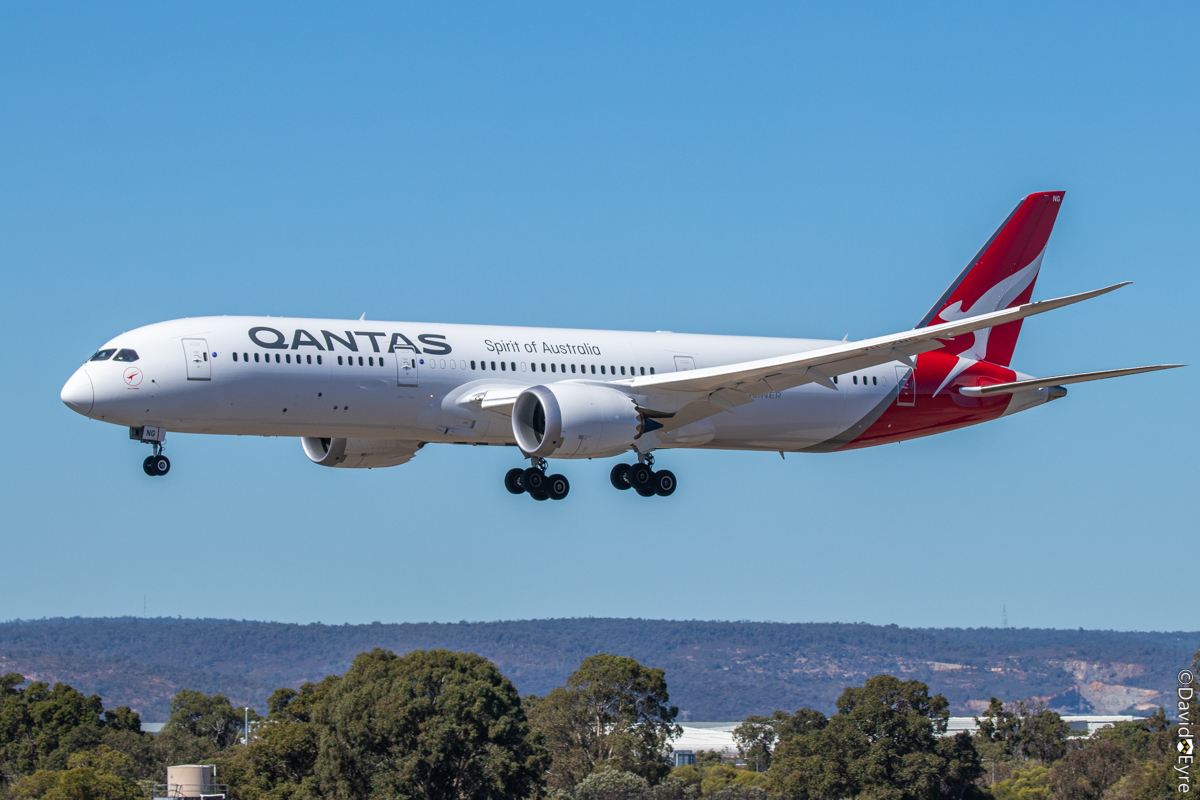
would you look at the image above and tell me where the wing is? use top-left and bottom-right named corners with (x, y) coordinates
top-left (631, 283), bottom-right (1129, 400)
top-left (959, 364), bottom-right (1184, 397)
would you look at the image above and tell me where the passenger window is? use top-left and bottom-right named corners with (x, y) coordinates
top-left (501, 361), bottom-right (507, 371)
top-left (871, 376), bottom-right (876, 385)
top-left (650, 367), bottom-right (654, 374)
top-left (600, 365), bottom-right (605, 374)
top-left (338, 356), bottom-right (343, 365)
top-left (471, 360), bottom-right (476, 369)
top-left (307, 355), bottom-right (312, 364)
top-left (591, 365), bottom-right (596, 374)
top-left (254, 353), bottom-right (260, 362)
top-left (233, 352), bottom-right (238, 362)
top-left (317, 355), bottom-right (322, 365)
top-left (610, 366), bottom-right (615, 374)
top-left (243, 353), bottom-right (248, 362)
top-left (358, 357), bottom-right (364, 366)
top-left (571, 364), bottom-right (576, 373)
top-left (286, 354), bottom-right (292, 364)
top-left (275, 354), bottom-right (280, 363)
top-left (88, 349), bottom-right (117, 362)
top-left (550, 363), bottom-right (556, 372)
top-left (113, 349), bottom-right (139, 362)
top-left (491, 361), bottom-right (496, 370)
top-left (369, 357), bottom-right (374, 366)
top-left (640, 367), bottom-right (645, 375)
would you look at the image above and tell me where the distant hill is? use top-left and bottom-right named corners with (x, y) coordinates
top-left (0, 618), bottom-right (1194, 722)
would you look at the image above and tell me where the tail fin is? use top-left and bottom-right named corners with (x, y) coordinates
top-left (917, 191), bottom-right (1065, 367)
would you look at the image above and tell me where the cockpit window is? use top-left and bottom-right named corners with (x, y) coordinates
top-left (112, 349), bottom-right (140, 362)
top-left (89, 349), bottom-right (117, 362)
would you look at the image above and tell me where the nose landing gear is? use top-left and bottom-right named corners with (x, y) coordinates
top-left (611, 453), bottom-right (675, 497)
top-left (505, 458), bottom-right (569, 501)
top-left (132, 426), bottom-right (170, 476)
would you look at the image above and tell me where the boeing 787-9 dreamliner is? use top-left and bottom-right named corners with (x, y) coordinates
top-left (61, 192), bottom-right (1181, 500)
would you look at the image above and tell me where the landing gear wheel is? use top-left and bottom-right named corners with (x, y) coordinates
top-left (610, 463), bottom-right (632, 490)
top-left (151, 455), bottom-right (170, 476)
top-left (634, 484), bottom-right (656, 497)
top-left (504, 468), bottom-right (526, 495)
top-left (143, 456), bottom-right (156, 476)
top-left (529, 489), bottom-right (550, 501)
top-left (524, 467), bottom-right (546, 493)
top-left (547, 474), bottom-right (570, 500)
top-left (630, 463), bottom-right (653, 490)
top-left (652, 469), bottom-right (676, 497)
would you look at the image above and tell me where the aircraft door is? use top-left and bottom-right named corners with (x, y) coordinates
top-left (182, 338), bottom-right (211, 381)
top-left (396, 355), bottom-right (419, 387)
top-left (674, 356), bottom-right (696, 371)
top-left (895, 366), bottom-right (915, 406)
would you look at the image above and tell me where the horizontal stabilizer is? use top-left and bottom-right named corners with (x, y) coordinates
top-left (959, 364), bottom-right (1185, 397)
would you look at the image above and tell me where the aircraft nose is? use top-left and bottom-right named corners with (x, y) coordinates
top-left (61, 367), bottom-right (94, 415)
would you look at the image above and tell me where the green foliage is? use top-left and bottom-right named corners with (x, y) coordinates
top-left (164, 689), bottom-right (247, 749)
top-left (527, 654), bottom-right (680, 789)
top-left (692, 751), bottom-right (724, 768)
top-left (9, 768), bottom-right (142, 800)
top-left (574, 769), bottom-right (650, 800)
top-left (1047, 740), bottom-right (1135, 800)
top-left (768, 674), bottom-right (982, 800)
top-left (65, 746), bottom-right (136, 779)
top-left (731, 707), bottom-right (826, 772)
top-left (311, 648), bottom-right (545, 800)
top-left (974, 697), bottom-right (1072, 762)
top-left (0, 674), bottom-right (138, 780)
top-left (989, 765), bottom-right (1051, 800)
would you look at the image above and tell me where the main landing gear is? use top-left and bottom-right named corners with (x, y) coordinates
top-left (132, 426), bottom-right (170, 476)
top-left (505, 458), bottom-right (570, 501)
top-left (610, 453), bottom-right (676, 497)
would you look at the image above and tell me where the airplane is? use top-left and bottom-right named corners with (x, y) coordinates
top-left (60, 191), bottom-right (1181, 500)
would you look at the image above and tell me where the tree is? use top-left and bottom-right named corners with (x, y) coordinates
top-left (0, 675), bottom-right (112, 778)
top-left (574, 769), bottom-right (649, 800)
top-left (164, 689), bottom-right (247, 749)
top-left (527, 654), bottom-right (680, 788)
top-left (974, 697), bottom-right (1072, 762)
top-left (732, 708), bottom-right (826, 772)
top-left (311, 648), bottom-right (545, 800)
top-left (768, 674), bottom-right (983, 800)
top-left (988, 765), bottom-right (1051, 800)
top-left (1047, 740), bottom-right (1134, 800)
top-left (9, 767), bottom-right (143, 800)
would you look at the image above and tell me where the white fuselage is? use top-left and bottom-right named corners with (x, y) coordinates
top-left (64, 316), bottom-right (904, 453)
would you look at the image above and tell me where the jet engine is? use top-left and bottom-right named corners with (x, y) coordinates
top-left (512, 384), bottom-right (646, 459)
top-left (301, 437), bottom-right (421, 468)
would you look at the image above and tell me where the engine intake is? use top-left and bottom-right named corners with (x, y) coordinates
top-left (512, 384), bottom-right (644, 459)
top-left (301, 437), bottom-right (421, 468)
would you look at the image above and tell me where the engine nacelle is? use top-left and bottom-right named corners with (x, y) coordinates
top-left (512, 384), bottom-right (644, 459)
top-left (301, 437), bottom-right (421, 468)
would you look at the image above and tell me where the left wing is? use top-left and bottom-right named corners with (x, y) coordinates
top-left (631, 283), bottom-right (1128, 402)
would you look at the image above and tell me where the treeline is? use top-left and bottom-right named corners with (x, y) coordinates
top-left (1, 644), bottom-right (1193, 800)
top-left (1, 618), bottom-right (1194, 719)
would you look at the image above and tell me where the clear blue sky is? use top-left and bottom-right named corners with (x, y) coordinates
top-left (2, 3), bottom-right (1195, 632)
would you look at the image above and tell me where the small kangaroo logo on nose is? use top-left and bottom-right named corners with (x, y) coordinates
top-left (123, 368), bottom-right (142, 386)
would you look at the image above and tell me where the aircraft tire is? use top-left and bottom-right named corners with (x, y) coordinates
top-left (634, 485), bottom-right (656, 497)
top-left (652, 469), bottom-right (676, 497)
top-left (143, 456), bottom-right (156, 476)
top-left (504, 468), bottom-right (526, 495)
top-left (529, 489), bottom-right (550, 501)
top-left (630, 463), bottom-right (653, 489)
top-left (547, 474), bottom-right (569, 500)
top-left (524, 467), bottom-right (546, 492)
top-left (152, 455), bottom-right (170, 475)
top-left (609, 463), bottom-right (632, 490)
